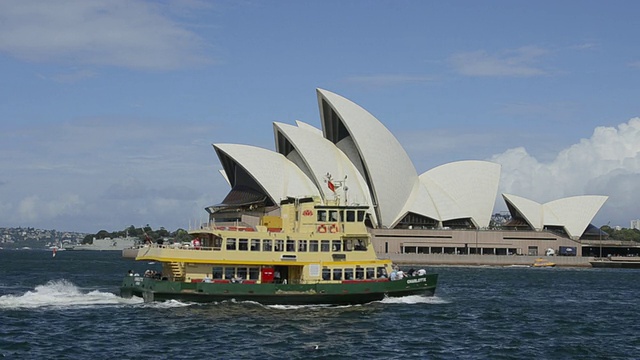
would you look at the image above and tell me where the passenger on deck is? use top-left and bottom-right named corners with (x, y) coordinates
top-left (390, 270), bottom-right (398, 281)
top-left (203, 275), bottom-right (212, 283)
top-left (417, 269), bottom-right (427, 276)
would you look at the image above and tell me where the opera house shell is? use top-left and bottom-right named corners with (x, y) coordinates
top-left (502, 194), bottom-right (608, 240)
top-left (207, 88), bottom-right (608, 258)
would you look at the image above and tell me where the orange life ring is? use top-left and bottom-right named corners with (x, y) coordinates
top-left (317, 225), bottom-right (327, 233)
top-left (329, 224), bottom-right (338, 233)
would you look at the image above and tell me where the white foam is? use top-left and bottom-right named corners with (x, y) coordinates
top-left (266, 303), bottom-right (337, 310)
top-left (379, 295), bottom-right (449, 304)
top-left (142, 299), bottom-right (194, 308)
top-left (0, 279), bottom-right (142, 309)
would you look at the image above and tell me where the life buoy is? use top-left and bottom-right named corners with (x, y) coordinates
top-left (317, 225), bottom-right (327, 233)
top-left (329, 224), bottom-right (338, 233)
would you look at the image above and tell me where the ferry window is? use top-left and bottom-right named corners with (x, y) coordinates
top-left (213, 236), bottom-right (223, 249)
top-left (239, 238), bottom-right (248, 251)
top-left (321, 240), bottom-right (330, 252)
top-left (329, 210), bottom-right (338, 221)
top-left (226, 238), bottom-right (236, 251)
top-left (249, 267), bottom-right (259, 280)
top-left (346, 211), bottom-right (355, 222)
top-left (343, 239), bottom-right (353, 251)
top-left (309, 240), bottom-right (319, 252)
top-left (251, 239), bottom-right (260, 251)
top-left (376, 267), bottom-right (387, 278)
top-left (298, 240), bottom-right (307, 252)
top-left (322, 268), bottom-right (331, 280)
top-left (339, 210), bottom-right (345, 222)
top-left (354, 239), bottom-right (367, 251)
top-left (212, 267), bottom-right (223, 279)
top-left (275, 239), bottom-right (284, 252)
top-left (366, 267), bottom-right (375, 279)
top-left (237, 267), bottom-right (248, 280)
top-left (332, 240), bottom-right (341, 252)
top-left (332, 268), bottom-right (342, 281)
top-left (357, 211), bottom-right (365, 222)
top-left (355, 268), bottom-right (364, 280)
top-left (263, 239), bottom-right (272, 251)
top-left (224, 267), bottom-right (235, 279)
top-left (286, 239), bottom-right (295, 252)
top-left (344, 268), bottom-right (354, 280)
top-left (317, 210), bottom-right (327, 222)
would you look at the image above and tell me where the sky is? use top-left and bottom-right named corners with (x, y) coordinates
top-left (0, 0), bottom-right (639, 233)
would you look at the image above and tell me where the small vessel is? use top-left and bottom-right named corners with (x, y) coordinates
top-left (121, 196), bottom-right (438, 305)
top-left (532, 258), bottom-right (556, 267)
top-left (590, 256), bottom-right (640, 269)
top-left (66, 236), bottom-right (138, 251)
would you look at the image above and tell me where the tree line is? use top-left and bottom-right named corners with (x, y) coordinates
top-left (82, 225), bottom-right (193, 244)
top-left (601, 225), bottom-right (640, 242)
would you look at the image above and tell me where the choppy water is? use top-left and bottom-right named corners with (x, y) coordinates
top-left (1, 250), bottom-right (639, 359)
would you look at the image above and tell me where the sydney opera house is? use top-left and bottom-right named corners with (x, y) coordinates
top-left (207, 88), bottom-right (608, 261)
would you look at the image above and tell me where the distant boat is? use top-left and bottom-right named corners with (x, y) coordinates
top-left (66, 236), bottom-right (138, 251)
top-left (590, 256), bottom-right (640, 269)
top-left (532, 258), bottom-right (556, 268)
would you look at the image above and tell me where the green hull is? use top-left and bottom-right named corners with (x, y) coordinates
top-left (121, 274), bottom-right (438, 305)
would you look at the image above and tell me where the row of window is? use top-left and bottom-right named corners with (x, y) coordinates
top-left (211, 266), bottom-right (260, 280)
top-left (322, 266), bottom-right (387, 281)
top-left (206, 266), bottom-right (387, 281)
top-left (316, 209), bottom-right (366, 222)
top-left (225, 238), bottom-right (367, 252)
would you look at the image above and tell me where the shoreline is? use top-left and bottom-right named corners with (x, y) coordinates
top-left (382, 253), bottom-right (593, 267)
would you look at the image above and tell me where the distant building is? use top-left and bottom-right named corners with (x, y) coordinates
top-left (204, 88), bottom-right (613, 258)
top-left (631, 219), bottom-right (640, 230)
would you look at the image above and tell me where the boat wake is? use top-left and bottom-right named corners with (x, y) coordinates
top-left (142, 299), bottom-right (194, 308)
top-left (0, 279), bottom-right (142, 310)
top-left (380, 295), bottom-right (449, 305)
top-left (266, 303), bottom-right (339, 310)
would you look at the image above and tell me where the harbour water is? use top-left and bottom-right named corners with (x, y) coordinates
top-left (1, 250), bottom-right (639, 359)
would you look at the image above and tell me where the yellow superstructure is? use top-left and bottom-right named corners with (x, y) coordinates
top-left (136, 197), bottom-right (393, 285)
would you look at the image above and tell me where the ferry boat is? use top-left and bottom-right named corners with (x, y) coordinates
top-left (120, 196), bottom-right (438, 305)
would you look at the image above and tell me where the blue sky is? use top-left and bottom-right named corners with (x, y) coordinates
top-left (0, 0), bottom-right (638, 232)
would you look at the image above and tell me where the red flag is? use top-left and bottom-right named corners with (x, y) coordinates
top-left (328, 180), bottom-right (335, 192)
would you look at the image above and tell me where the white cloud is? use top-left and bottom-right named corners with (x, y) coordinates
top-left (0, 0), bottom-right (211, 70)
top-left (450, 46), bottom-right (549, 77)
top-left (17, 194), bottom-right (85, 223)
top-left (0, 118), bottom-right (224, 232)
top-left (491, 118), bottom-right (640, 226)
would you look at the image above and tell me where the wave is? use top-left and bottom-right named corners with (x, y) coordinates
top-left (143, 299), bottom-right (194, 308)
top-left (0, 279), bottom-right (142, 310)
top-left (379, 295), bottom-right (450, 304)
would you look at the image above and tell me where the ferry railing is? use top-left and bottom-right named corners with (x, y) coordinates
top-left (149, 243), bottom-right (222, 251)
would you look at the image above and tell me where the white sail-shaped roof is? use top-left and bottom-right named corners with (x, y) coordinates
top-left (421, 161), bottom-right (501, 228)
top-left (503, 194), bottom-right (543, 230)
top-left (397, 181), bottom-right (441, 225)
top-left (544, 196), bottom-right (608, 239)
top-left (273, 121), bottom-right (377, 225)
top-left (317, 88), bottom-right (418, 228)
top-left (214, 143), bottom-right (320, 204)
top-left (503, 193), bottom-right (608, 239)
